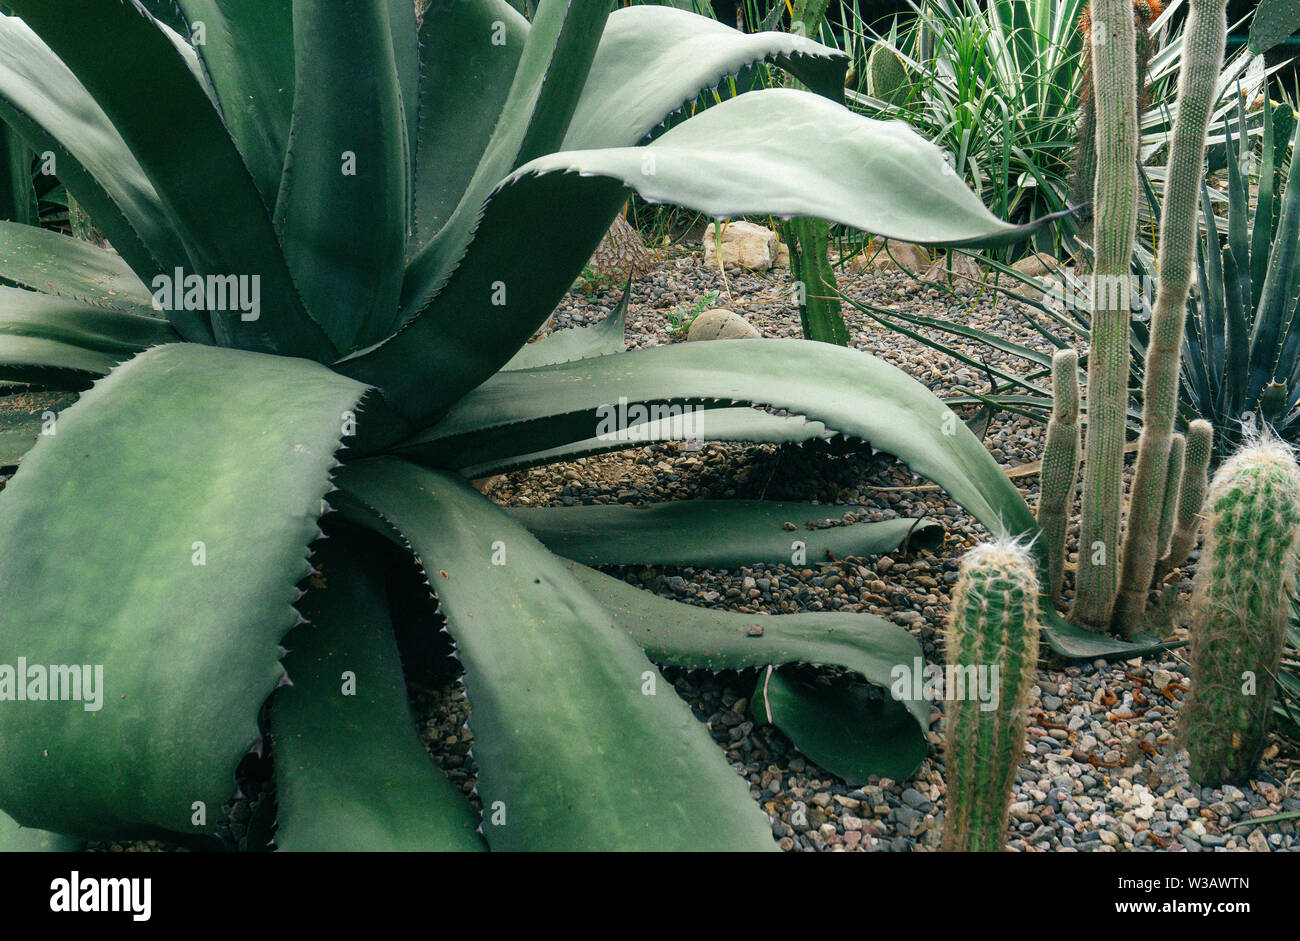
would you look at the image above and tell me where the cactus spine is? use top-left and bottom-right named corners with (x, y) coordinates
top-left (1071, 0), bottom-right (1141, 632)
top-left (1038, 349), bottom-right (1081, 602)
top-left (1114, 0), bottom-right (1229, 635)
top-left (1154, 432), bottom-right (1186, 558)
top-left (1156, 419), bottom-right (1214, 577)
top-left (940, 541), bottom-right (1041, 852)
top-left (1180, 435), bottom-right (1300, 784)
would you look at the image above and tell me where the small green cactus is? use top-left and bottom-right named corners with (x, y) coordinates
top-left (866, 41), bottom-right (910, 105)
top-left (1181, 434), bottom-right (1300, 785)
top-left (1154, 432), bottom-right (1186, 559)
top-left (1038, 349), bottom-right (1081, 602)
top-left (1156, 418), bottom-right (1214, 577)
top-left (940, 540), bottom-right (1041, 852)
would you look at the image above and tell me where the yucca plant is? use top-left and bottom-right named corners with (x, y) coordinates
top-left (0, 0), bottom-right (1090, 851)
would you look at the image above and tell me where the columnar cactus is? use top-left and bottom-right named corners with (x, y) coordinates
top-left (1071, 0), bottom-right (1141, 632)
top-left (1157, 419), bottom-right (1215, 577)
top-left (1180, 434), bottom-right (1300, 784)
top-left (1114, 0), bottom-right (1229, 635)
top-left (1038, 349), bottom-right (1081, 602)
top-left (940, 541), bottom-right (1041, 852)
top-left (1154, 432), bottom-right (1186, 559)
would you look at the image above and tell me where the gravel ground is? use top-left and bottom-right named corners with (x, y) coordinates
top-left (409, 243), bottom-right (1299, 853)
top-left (47, 240), bottom-right (1299, 852)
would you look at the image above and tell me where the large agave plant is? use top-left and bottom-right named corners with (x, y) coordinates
top-left (0, 0), bottom-right (1094, 851)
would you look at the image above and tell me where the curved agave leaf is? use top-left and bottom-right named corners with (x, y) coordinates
top-left (0, 13), bottom-right (192, 306)
top-left (345, 89), bottom-right (1053, 422)
top-left (411, 0), bottom-right (528, 245)
top-left (0, 388), bottom-right (76, 466)
top-left (454, 406), bottom-right (834, 478)
top-left (562, 5), bottom-right (848, 150)
top-left (335, 458), bottom-right (778, 851)
top-left (566, 561), bottom-right (929, 783)
top-left (533, 89), bottom-right (1056, 247)
top-left (0, 223), bottom-right (157, 314)
top-left (270, 535), bottom-right (485, 852)
top-left (405, 339), bottom-right (1037, 540)
top-left (159, 0), bottom-right (295, 205)
top-left (275, 0), bottom-right (408, 352)
top-left (501, 292), bottom-right (627, 371)
top-left (400, 0), bottom-right (609, 313)
top-left (0, 122), bottom-right (37, 225)
top-left (0, 809), bottom-right (81, 851)
top-left (0, 286), bottom-right (178, 384)
top-left (5, 0), bottom-right (335, 360)
top-left (508, 501), bottom-right (943, 566)
top-left (0, 344), bottom-right (367, 842)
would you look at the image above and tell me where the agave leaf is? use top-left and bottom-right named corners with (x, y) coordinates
top-left (411, 0), bottom-right (528, 245)
top-left (567, 561), bottom-right (928, 783)
top-left (275, 0), bottom-right (408, 352)
top-left (563, 5), bottom-right (848, 151)
top-left (1249, 110), bottom-right (1300, 406)
top-left (335, 458), bottom-right (778, 851)
top-left (455, 406), bottom-right (834, 478)
top-left (387, 0), bottom-right (419, 178)
top-left (502, 291), bottom-right (627, 371)
top-left (0, 387), bottom-right (75, 466)
top-left (0, 13), bottom-right (192, 304)
top-left (162, 0), bottom-right (295, 205)
top-left (400, 339), bottom-right (1037, 541)
top-left (752, 667), bottom-right (925, 785)
top-left (0, 344), bottom-right (367, 842)
top-left (508, 501), bottom-right (942, 567)
top-left (0, 286), bottom-right (178, 384)
top-left (0, 122), bottom-right (37, 225)
top-left (0, 223), bottom-right (158, 314)
top-left (5, 0), bottom-right (335, 359)
top-left (0, 809), bottom-right (81, 851)
top-left (400, 0), bottom-right (610, 316)
top-left (531, 90), bottom-right (1054, 247)
top-left (270, 534), bottom-right (485, 852)
top-left (346, 89), bottom-right (1052, 422)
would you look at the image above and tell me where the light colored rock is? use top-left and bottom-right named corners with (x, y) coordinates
top-left (686, 308), bottom-right (761, 341)
top-left (470, 474), bottom-right (506, 495)
top-left (849, 240), bottom-right (930, 274)
top-left (921, 251), bottom-right (987, 293)
top-left (586, 214), bottom-right (657, 284)
top-left (1002, 251), bottom-right (1065, 301)
top-left (702, 220), bottom-right (781, 273)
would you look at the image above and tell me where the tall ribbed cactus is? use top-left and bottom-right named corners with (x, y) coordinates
top-left (1180, 435), bottom-right (1300, 784)
top-left (1071, 0), bottom-right (1141, 632)
top-left (1154, 432), bottom-right (1186, 559)
top-left (1038, 349), bottom-right (1081, 602)
top-left (940, 541), bottom-right (1041, 852)
top-left (1114, 0), bottom-right (1229, 635)
top-left (1157, 419), bottom-right (1214, 577)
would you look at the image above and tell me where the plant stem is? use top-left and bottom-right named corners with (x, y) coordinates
top-left (1113, 0), bottom-right (1227, 636)
top-left (1069, 0), bottom-right (1140, 632)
